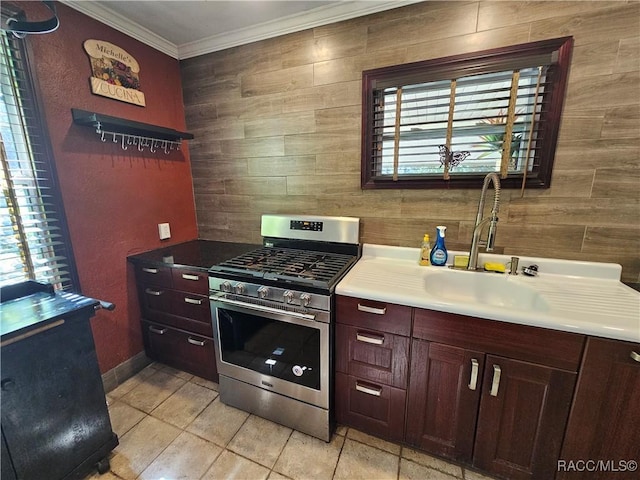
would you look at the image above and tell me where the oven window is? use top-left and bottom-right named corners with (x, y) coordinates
top-left (217, 308), bottom-right (321, 390)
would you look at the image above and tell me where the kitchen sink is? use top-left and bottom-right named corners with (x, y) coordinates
top-left (423, 268), bottom-right (550, 311)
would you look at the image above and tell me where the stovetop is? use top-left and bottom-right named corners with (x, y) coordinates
top-left (209, 246), bottom-right (358, 290)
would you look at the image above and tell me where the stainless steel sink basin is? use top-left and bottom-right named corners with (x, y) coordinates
top-left (424, 268), bottom-right (549, 311)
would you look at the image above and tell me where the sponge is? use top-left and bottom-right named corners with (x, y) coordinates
top-left (483, 262), bottom-right (506, 273)
top-left (453, 255), bottom-right (469, 268)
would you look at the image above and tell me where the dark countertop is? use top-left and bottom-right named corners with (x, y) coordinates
top-left (0, 282), bottom-right (99, 340)
top-left (127, 239), bottom-right (260, 271)
top-left (624, 282), bottom-right (640, 293)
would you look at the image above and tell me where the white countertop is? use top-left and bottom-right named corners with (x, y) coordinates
top-left (336, 244), bottom-right (640, 343)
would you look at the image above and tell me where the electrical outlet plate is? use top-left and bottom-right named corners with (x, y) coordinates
top-left (158, 223), bottom-right (171, 240)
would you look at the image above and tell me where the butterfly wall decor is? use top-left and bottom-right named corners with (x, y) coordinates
top-left (438, 145), bottom-right (470, 169)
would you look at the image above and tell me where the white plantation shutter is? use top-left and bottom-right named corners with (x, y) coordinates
top-left (0, 28), bottom-right (78, 290)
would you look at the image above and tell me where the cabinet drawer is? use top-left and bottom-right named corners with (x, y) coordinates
top-left (336, 324), bottom-right (409, 389)
top-left (335, 372), bottom-right (406, 443)
top-left (136, 264), bottom-right (172, 288)
top-left (336, 296), bottom-right (412, 336)
top-left (170, 291), bottom-right (211, 324)
top-left (142, 321), bottom-right (217, 381)
top-left (140, 285), bottom-right (171, 314)
top-left (172, 269), bottom-right (209, 295)
top-left (413, 308), bottom-right (585, 371)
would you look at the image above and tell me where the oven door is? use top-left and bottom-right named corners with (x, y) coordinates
top-left (210, 293), bottom-right (329, 409)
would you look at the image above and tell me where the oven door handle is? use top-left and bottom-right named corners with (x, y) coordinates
top-left (210, 294), bottom-right (317, 321)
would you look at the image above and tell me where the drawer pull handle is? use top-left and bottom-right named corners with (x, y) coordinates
top-left (149, 326), bottom-right (167, 335)
top-left (469, 358), bottom-right (479, 391)
top-left (142, 268), bottom-right (159, 274)
top-left (356, 332), bottom-right (384, 345)
top-left (355, 382), bottom-right (382, 397)
top-left (631, 351), bottom-right (640, 363)
top-left (357, 303), bottom-right (386, 315)
top-left (181, 273), bottom-right (200, 281)
top-left (490, 364), bottom-right (501, 397)
top-left (184, 297), bottom-right (203, 305)
top-left (188, 337), bottom-right (206, 347)
top-left (145, 288), bottom-right (163, 296)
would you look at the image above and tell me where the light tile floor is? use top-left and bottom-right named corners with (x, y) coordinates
top-left (86, 363), bottom-right (498, 480)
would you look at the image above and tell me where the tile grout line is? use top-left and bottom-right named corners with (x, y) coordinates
top-left (106, 368), bottom-right (496, 480)
top-left (267, 425), bottom-right (294, 478)
top-left (330, 426), bottom-right (349, 480)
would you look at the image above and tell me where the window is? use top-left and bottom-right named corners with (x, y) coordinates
top-left (0, 21), bottom-right (78, 290)
top-left (361, 37), bottom-right (573, 189)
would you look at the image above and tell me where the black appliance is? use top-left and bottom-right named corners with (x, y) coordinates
top-left (0, 281), bottom-right (118, 479)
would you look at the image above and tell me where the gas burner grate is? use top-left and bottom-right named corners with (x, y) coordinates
top-left (211, 247), bottom-right (356, 287)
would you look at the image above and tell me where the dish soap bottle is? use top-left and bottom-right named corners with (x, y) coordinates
top-left (430, 226), bottom-right (448, 266)
top-left (419, 234), bottom-right (431, 266)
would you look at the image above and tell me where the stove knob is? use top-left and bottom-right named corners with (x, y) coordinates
top-left (234, 283), bottom-right (246, 294)
top-left (221, 281), bottom-right (232, 293)
top-left (257, 286), bottom-right (269, 299)
top-left (300, 293), bottom-right (311, 307)
top-left (283, 290), bottom-right (294, 304)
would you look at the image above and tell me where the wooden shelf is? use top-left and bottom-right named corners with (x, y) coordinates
top-left (71, 108), bottom-right (193, 142)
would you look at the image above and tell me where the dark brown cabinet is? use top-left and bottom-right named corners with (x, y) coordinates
top-left (335, 296), bottom-right (411, 442)
top-left (558, 337), bottom-right (640, 480)
top-left (335, 294), bottom-right (589, 480)
top-left (406, 340), bottom-right (484, 462)
top-left (473, 355), bottom-right (576, 480)
top-left (135, 263), bottom-right (218, 381)
top-left (409, 308), bottom-right (581, 480)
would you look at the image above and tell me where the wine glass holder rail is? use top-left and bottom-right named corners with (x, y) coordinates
top-left (71, 108), bottom-right (194, 155)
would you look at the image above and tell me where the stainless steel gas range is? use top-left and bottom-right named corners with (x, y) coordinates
top-left (209, 214), bottom-right (360, 441)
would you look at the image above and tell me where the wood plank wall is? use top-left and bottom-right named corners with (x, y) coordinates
top-left (181, 1), bottom-right (640, 282)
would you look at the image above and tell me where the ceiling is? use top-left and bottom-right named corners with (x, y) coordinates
top-left (63, 1), bottom-right (422, 59)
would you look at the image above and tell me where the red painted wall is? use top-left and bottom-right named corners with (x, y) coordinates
top-left (15, 2), bottom-right (198, 372)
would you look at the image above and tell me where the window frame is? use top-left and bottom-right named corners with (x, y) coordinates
top-left (361, 37), bottom-right (573, 189)
top-left (1, 3), bottom-right (80, 291)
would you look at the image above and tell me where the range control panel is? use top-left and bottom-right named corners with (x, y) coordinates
top-left (290, 220), bottom-right (323, 232)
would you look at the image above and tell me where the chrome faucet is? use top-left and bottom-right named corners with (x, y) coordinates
top-left (468, 172), bottom-right (501, 270)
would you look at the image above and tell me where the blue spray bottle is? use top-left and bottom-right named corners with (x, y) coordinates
top-left (430, 226), bottom-right (448, 266)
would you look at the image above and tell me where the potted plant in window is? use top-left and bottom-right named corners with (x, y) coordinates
top-left (475, 109), bottom-right (523, 170)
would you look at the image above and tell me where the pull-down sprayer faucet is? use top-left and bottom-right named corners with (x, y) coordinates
top-left (467, 173), bottom-right (501, 271)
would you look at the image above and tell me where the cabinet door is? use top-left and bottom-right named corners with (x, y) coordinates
top-left (336, 324), bottom-right (409, 388)
top-left (405, 340), bottom-right (484, 462)
top-left (473, 355), bottom-right (576, 480)
top-left (558, 337), bottom-right (640, 480)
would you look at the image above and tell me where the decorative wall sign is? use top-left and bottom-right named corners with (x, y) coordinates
top-left (83, 39), bottom-right (146, 107)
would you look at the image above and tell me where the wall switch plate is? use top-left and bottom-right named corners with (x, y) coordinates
top-left (158, 223), bottom-right (171, 240)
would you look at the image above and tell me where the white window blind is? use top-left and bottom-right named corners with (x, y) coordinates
top-left (0, 29), bottom-right (77, 290)
top-left (361, 37), bottom-right (573, 189)
top-left (371, 66), bottom-right (549, 181)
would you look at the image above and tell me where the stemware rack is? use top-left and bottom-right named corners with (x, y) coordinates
top-left (71, 108), bottom-right (194, 155)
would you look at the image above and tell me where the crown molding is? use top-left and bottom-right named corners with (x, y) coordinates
top-left (62, 0), bottom-right (423, 60)
top-left (61, 1), bottom-right (180, 58)
top-left (178, 0), bottom-right (423, 59)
